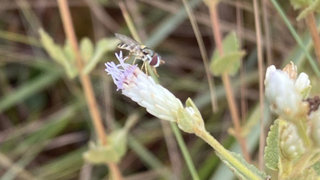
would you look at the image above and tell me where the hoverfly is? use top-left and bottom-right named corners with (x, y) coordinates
top-left (115, 33), bottom-right (163, 70)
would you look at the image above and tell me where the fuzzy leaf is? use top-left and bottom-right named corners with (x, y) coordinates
top-left (313, 161), bottom-right (320, 175)
top-left (210, 32), bottom-right (245, 76)
top-left (84, 38), bottom-right (119, 74)
top-left (212, 31), bottom-right (240, 58)
top-left (217, 151), bottom-right (268, 180)
top-left (39, 29), bottom-right (77, 78)
top-left (290, 0), bottom-right (313, 10)
top-left (297, 0), bottom-right (320, 20)
top-left (83, 129), bottom-right (127, 164)
top-left (210, 51), bottom-right (245, 76)
top-left (264, 119), bottom-right (280, 170)
top-left (80, 37), bottom-right (94, 62)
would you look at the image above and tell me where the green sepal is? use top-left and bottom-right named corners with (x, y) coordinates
top-left (264, 119), bottom-right (280, 171)
top-left (176, 98), bottom-right (205, 133)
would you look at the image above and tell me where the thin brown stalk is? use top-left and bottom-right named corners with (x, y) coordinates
top-left (181, 0), bottom-right (219, 113)
top-left (252, 0), bottom-right (265, 170)
top-left (207, 2), bottom-right (251, 162)
top-left (56, 0), bottom-right (122, 179)
top-left (305, 12), bottom-right (320, 64)
top-left (236, 0), bottom-right (247, 123)
top-left (262, 0), bottom-right (273, 65)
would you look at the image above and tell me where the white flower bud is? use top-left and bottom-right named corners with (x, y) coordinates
top-left (309, 107), bottom-right (320, 146)
top-left (280, 121), bottom-right (305, 160)
top-left (295, 72), bottom-right (311, 98)
top-left (265, 65), bottom-right (302, 118)
top-left (105, 51), bottom-right (183, 122)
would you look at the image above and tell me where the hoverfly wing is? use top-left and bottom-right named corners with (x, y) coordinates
top-left (115, 33), bottom-right (140, 46)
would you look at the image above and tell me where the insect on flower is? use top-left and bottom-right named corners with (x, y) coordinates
top-left (115, 33), bottom-right (164, 74)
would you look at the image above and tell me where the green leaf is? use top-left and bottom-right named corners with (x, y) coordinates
top-left (39, 29), bottom-right (67, 65)
top-left (297, 0), bottom-right (320, 20)
top-left (83, 129), bottom-right (127, 164)
top-left (212, 31), bottom-right (240, 58)
top-left (210, 32), bottom-right (245, 76)
top-left (217, 151), bottom-right (268, 180)
top-left (210, 51), bottom-right (245, 76)
top-left (39, 29), bottom-right (77, 78)
top-left (264, 119), bottom-right (280, 171)
top-left (313, 161), bottom-right (320, 175)
top-left (80, 37), bottom-right (94, 62)
top-left (84, 38), bottom-right (119, 74)
top-left (290, 0), bottom-right (313, 10)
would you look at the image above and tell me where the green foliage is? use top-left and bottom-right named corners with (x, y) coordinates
top-left (297, 0), bottom-right (320, 20)
top-left (39, 29), bottom-right (118, 78)
top-left (39, 29), bottom-right (77, 78)
top-left (264, 119), bottom-right (280, 171)
top-left (313, 161), bottom-right (320, 175)
top-left (290, 0), bottom-right (313, 9)
top-left (217, 151), bottom-right (267, 180)
top-left (83, 38), bottom-right (119, 74)
top-left (210, 32), bottom-right (245, 76)
top-left (83, 129), bottom-right (127, 164)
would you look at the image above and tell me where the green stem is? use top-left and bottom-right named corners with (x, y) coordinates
top-left (270, 0), bottom-right (320, 77)
top-left (170, 123), bottom-right (200, 180)
top-left (195, 129), bottom-right (263, 180)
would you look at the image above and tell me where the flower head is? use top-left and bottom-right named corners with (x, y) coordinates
top-left (264, 63), bottom-right (310, 119)
top-left (105, 52), bottom-right (183, 122)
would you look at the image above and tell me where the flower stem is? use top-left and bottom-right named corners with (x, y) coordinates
top-left (305, 12), bottom-right (320, 65)
top-left (170, 123), bottom-right (200, 180)
top-left (56, 0), bottom-right (122, 179)
top-left (195, 129), bottom-right (263, 180)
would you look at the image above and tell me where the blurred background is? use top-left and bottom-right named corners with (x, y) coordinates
top-left (0, 0), bottom-right (316, 179)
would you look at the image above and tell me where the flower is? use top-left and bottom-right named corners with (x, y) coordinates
top-left (105, 51), bottom-right (183, 122)
top-left (264, 63), bottom-right (310, 119)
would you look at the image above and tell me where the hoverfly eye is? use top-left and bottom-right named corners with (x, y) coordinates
top-left (150, 55), bottom-right (159, 66)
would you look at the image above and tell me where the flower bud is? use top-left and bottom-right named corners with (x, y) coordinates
top-left (279, 121), bottom-right (305, 160)
top-left (264, 64), bottom-right (310, 119)
top-left (177, 98), bottom-right (205, 133)
top-left (309, 107), bottom-right (320, 146)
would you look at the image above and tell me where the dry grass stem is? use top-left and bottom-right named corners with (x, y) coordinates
top-left (208, 2), bottom-right (251, 162)
top-left (252, 0), bottom-right (265, 170)
top-left (181, 0), bottom-right (219, 113)
top-left (305, 12), bottom-right (320, 65)
top-left (57, 0), bottom-right (122, 179)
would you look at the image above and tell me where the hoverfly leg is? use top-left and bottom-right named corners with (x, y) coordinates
top-left (152, 67), bottom-right (159, 77)
top-left (141, 61), bottom-right (148, 75)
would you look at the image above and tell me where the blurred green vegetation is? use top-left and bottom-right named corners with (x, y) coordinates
top-left (0, 0), bottom-right (319, 179)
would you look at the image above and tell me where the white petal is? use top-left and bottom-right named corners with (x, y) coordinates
top-left (295, 72), bottom-right (310, 94)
